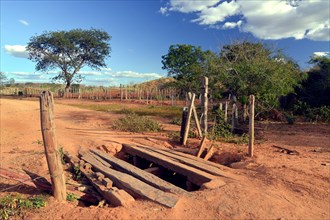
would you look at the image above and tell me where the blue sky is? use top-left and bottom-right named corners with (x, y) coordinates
top-left (1, 0), bottom-right (329, 86)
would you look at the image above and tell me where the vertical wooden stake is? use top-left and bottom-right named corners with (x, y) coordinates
top-left (120, 84), bottom-right (123, 101)
top-left (248, 95), bottom-right (255, 157)
top-left (179, 107), bottom-right (189, 145)
top-left (231, 103), bottom-right (237, 132)
top-left (224, 101), bottom-right (228, 123)
top-left (40, 91), bottom-right (66, 201)
top-left (201, 77), bottom-right (208, 135)
top-left (182, 93), bottom-right (195, 145)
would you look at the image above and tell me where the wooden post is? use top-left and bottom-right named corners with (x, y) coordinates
top-left (224, 101), bottom-right (228, 122)
top-left (179, 107), bottom-right (188, 145)
top-left (201, 77), bottom-right (208, 135)
top-left (231, 103), bottom-right (236, 132)
top-left (40, 91), bottom-right (66, 201)
top-left (248, 95), bottom-right (255, 157)
top-left (182, 93), bottom-right (195, 145)
top-left (120, 84), bottom-right (123, 101)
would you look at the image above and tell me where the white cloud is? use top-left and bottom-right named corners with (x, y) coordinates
top-left (18, 19), bottom-right (29, 26)
top-left (159, 7), bottom-right (169, 15)
top-left (313, 51), bottom-right (330, 57)
top-left (161, 0), bottom-right (330, 41)
top-left (4, 45), bottom-right (29, 58)
top-left (192, 1), bottom-right (240, 25)
top-left (10, 71), bottom-right (40, 76)
top-left (222, 20), bottom-right (242, 29)
top-left (79, 71), bottom-right (102, 76)
top-left (169, 0), bottom-right (219, 13)
top-left (105, 70), bottom-right (163, 79)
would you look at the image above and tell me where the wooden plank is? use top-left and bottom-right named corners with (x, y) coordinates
top-left (40, 91), bottom-right (66, 201)
top-left (137, 145), bottom-right (241, 181)
top-left (122, 144), bottom-right (226, 188)
top-left (79, 164), bottom-right (135, 207)
top-left (91, 149), bottom-right (187, 196)
top-left (80, 151), bottom-right (179, 208)
top-left (196, 136), bottom-right (208, 158)
top-left (203, 145), bottom-right (215, 161)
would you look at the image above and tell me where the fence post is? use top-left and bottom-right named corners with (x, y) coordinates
top-left (201, 77), bottom-right (208, 135)
top-left (40, 91), bottom-right (66, 201)
top-left (180, 107), bottom-right (189, 145)
top-left (248, 95), bottom-right (255, 157)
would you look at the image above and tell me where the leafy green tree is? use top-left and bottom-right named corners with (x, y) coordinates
top-left (298, 56), bottom-right (330, 106)
top-left (27, 28), bottom-right (111, 90)
top-left (216, 41), bottom-right (304, 109)
top-left (161, 44), bottom-right (216, 95)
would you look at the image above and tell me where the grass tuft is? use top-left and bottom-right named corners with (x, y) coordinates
top-left (113, 113), bottom-right (162, 132)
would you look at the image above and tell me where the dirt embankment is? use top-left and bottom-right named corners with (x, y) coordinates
top-left (1, 98), bottom-right (329, 219)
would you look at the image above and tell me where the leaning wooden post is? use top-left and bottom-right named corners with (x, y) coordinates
top-left (40, 91), bottom-right (66, 201)
top-left (182, 93), bottom-right (195, 145)
top-left (248, 95), bottom-right (255, 157)
top-left (188, 92), bottom-right (202, 138)
top-left (201, 77), bottom-right (208, 136)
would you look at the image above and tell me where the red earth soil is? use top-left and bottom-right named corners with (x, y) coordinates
top-left (0, 97), bottom-right (329, 219)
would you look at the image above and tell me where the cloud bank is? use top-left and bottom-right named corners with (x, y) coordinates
top-left (4, 45), bottom-right (29, 58)
top-left (161, 0), bottom-right (330, 41)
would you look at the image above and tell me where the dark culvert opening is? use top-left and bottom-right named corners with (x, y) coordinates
top-left (124, 154), bottom-right (200, 192)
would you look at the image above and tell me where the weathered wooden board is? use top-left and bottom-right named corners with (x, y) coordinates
top-left (122, 144), bottom-right (226, 188)
top-left (80, 151), bottom-right (179, 208)
top-left (91, 149), bottom-right (188, 196)
top-left (79, 163), bottom-right (134, 207)
top-left (136, 145), bottom-right (241, 181)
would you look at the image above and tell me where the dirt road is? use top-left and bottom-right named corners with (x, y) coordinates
top-left (1, 97), bottom-right (329, 219)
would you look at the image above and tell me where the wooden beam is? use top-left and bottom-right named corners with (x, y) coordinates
top-left (80, 151), bottom-right (179, 208)
top-left (136, 145), bottom-right (241, 181)
top-left (40, 91), bottom-right (66, 201)
top-left (196, 136), bottom-right (208, 158)
top-left (91, 149), bottom-right (188, 195)
top-left (203, 145), bottom-right (215, 161)
top-left (122, 144), bottom-right (226, 189)
top-left (79, 163), bottom-right (135, 207)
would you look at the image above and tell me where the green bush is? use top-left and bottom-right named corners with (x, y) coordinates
top-left (170, 117), bottom-right (182, 125)
top-left (294, 101), bottom-right (330, 122)
top-left (284, 113), bottom-right (296, 124)
top-left (0, 194), bottom-right (46, 220)
top-left (113, 113), bottom-right (162, 132)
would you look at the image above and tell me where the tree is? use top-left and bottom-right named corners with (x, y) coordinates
top-left (297, 56), bottom-right (330, 106)
top-left (0, 72), bottom-right (7, 86)
top-left (216, 41), bottom-right (304, 109)
top-left (27, 28), bottom-right (111, 90)
top-left (161, 44), bottom-right (216, 95)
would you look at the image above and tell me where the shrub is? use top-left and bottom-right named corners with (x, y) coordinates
top-left (284, 113), bottom-right (296, 124)
top-left (294, 101), bottom-right (330, 122)
top-left (0, 194), bottom-right (46, 220)
top-left (113, 113), bottom-right (162, 132)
